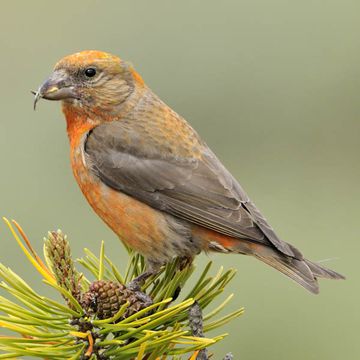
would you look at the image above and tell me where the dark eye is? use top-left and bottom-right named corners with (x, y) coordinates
top-left (84, 67), bottom-right (96, 78)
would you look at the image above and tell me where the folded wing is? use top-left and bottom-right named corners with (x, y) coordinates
top-left (85, 119), bottom-right (296, 257)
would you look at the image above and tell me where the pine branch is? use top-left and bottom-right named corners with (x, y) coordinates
top-left (0, 218), bottom-right (244, 359)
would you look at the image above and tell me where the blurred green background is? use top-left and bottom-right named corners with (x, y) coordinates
top-left (0, 0), bottom-right (358, 359)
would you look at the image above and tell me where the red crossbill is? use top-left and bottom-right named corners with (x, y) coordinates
top-left (34, 50), bottom-right (344, 293)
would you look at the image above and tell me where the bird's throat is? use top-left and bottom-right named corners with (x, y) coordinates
top-left (62, 103), bottom-right (98, 148)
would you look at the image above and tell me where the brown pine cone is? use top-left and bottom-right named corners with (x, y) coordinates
top-left (81, 280), bottom-right (150, 320)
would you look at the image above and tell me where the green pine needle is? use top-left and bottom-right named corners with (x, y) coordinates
top-left (0, 219), bottom-right (243, 359)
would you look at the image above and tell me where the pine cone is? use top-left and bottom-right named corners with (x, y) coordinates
top-left (81, 280), bottom-right (150, 320)
top-left (44, 230), bottom-right (82, 304)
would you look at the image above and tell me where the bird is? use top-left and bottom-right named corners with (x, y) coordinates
top-left (33, 50), bottom-right (344, 294)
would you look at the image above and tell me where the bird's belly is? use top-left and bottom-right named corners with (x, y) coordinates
top-left (70, 145), bottom-right (198, 263)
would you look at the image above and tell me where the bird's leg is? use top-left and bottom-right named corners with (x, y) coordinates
top-left (127, 257), bottom-right (193, 306)
top-left (127, 270), bottom-right (156, 308)
top-left (178, 255), bottom-right (194, 270)
top-left (127, 270), bottom-right (155, 292)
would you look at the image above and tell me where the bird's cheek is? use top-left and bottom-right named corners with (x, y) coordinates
top-left (75, 88), bottom-right (94, 103)
top-left (62, 88), bottom-right (86, 106)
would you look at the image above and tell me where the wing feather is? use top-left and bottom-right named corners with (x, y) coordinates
top-left (85, 119), bottom-right (295, 257)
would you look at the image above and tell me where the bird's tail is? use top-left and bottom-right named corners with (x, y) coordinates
top-left (254, 252), bottom-right (344, 294)
top-left (220, 238), bottom-right (345, 294)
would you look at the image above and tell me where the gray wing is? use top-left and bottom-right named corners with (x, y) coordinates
top-left (85, 120), bottom-right (296, 257)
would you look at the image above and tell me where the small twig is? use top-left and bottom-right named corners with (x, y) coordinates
top-left (85, 332), bottom-right (94, 357)
top-left (189, 301), bottom-right (208, 360)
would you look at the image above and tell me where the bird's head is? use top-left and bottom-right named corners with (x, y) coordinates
top-left (33, 50), bottom-right (145, 117)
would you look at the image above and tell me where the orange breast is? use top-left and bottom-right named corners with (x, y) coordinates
top-left (63, 104), bottom-right (221, 262)
top-left (69, 136), bottom-right (174, 259)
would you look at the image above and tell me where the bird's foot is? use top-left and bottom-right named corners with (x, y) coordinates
top-left (127, 271), bottom-right (155, 308)
top-left (127, 270), bottom-right (155, 292)
top-left (134, 291), bottom-right (153, 308)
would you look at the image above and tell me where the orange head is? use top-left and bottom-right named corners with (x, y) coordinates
top-left (33, 50), bottom-right (145, 118)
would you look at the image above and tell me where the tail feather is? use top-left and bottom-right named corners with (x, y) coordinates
top-left (305, 259), bottom-right (345, 280)
top-left (219, 238), bottom-right (345, 294)
top-left (255, 254), bottom-right (320, 294)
